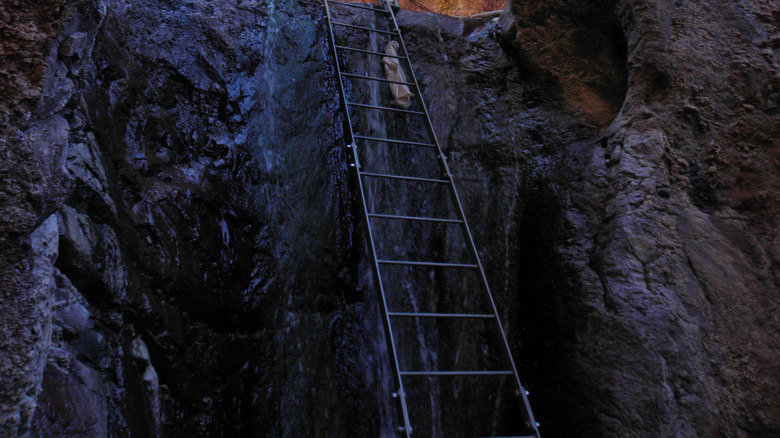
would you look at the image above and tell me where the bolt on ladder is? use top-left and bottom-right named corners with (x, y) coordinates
top-left (323, 1), bottom-right (541, 437)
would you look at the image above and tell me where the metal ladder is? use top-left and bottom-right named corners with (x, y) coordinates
top-left (323, 1), bottom-right (540, 437)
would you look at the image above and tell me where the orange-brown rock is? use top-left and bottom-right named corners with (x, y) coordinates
top-left (399, 0), bottom-right (504, 16)
top-left (0, 0), bottom-right (65, 136)
top-left (502, 0), bottom-right (628, 127)
top-left (343, 0), bottom-right (505, 16)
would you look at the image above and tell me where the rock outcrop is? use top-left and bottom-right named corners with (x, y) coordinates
top-left (499, 0), bottom-right (780, 436)
top-left (2, 0), bottom-right (369, 436)
top-left (398, 0), bottom-right (504, 16)
top-left (0, 0), bottom-right (777, 436)
top-left (1, 0), bottom-right (69, 433)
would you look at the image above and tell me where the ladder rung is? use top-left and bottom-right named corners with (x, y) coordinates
top-left (327, 0), bottom-right (389, 13)
top-left (335, 45), bottom-right (406, 59)
top-left (368, 213), bottom-right (461, 224)
top-left (377, 260), bottom-right (479, 268)
top-left (369, 213), bottom-right (458, 223)
top-left (331, 21), bottom-right (398, 35)
top-left (354, 135), bottom-right (435, 148)
top-left (342, 73), bottom-right (415, 86)
top-left (474, 436), bottom-right (537, 438)
top-left (359, 172), bottom-right (448, 184)
top-left (388, 312), bottom-right (494, 319)
top-left (400, 371), bottom-right (513, 377)
top-left (347, 101), bottom-right (424, 115)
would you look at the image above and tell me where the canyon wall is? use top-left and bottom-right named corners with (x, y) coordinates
top-left (499, 0), bottom-right (780, 436)
top-left (0, 0), bottom-right (778, 436)
top-left (398, 0), bottom-right (504, 16)
top-left (2, 1), bottom-right (377, 436)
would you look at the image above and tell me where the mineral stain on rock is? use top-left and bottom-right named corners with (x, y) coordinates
top-left (0, 0), bottom-right (778, 437)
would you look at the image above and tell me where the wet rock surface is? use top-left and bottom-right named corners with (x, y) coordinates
top-left (4, 0), bottom-right (370, 436)
top-left (0, 0), bottom-right (778, 437)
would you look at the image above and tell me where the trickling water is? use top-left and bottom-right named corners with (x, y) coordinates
top-left (338, 13), bottom-right (402, 438)
top-left (364, 44), bottom-right (449, 438)
top-left (331, 4), bottom-right (529, 437)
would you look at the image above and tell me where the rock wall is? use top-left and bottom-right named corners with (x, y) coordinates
top-left (1, 0), bottom-right (778, 436)
top-left (2, 0), bottom-right (385, 436)
top-left (1, 0), bottom-right (69, 433)
top-left (331, 0), bottom-right (780, 435)
top-left (342, 0), bottom-right (505, 17)
top-left (398, 0), bottom-right (504, 16)
top-left (499, 0), bottom-right (780, 436)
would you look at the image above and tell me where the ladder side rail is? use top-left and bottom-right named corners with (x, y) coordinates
top-left (384, 4), bottom-right (540, 437)
top-left (323, 2), bottom-right (413, 437)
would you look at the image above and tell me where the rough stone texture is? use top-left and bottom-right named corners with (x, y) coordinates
top-left (4, 0), bottom-right (377, 436)
top-left (502, 0), bottom-right (628, 127)
top-left (0, 0), bottom-right (66, 134)
top-left (0, 0), bottom-right (778, 437)
top-left (0, 0), bottom-right (69, 434)
top-left (398, 0), bottom-right (504, 16)
top-left (344, 0), bottom-right (505, 17)
top-left (498, 0), bottom-right (780, 436)
top-left (332, 0), bottom-right (779, 435)
top-left (0, 215), bottom-right (59, 435)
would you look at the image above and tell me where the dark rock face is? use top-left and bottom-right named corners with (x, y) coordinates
top-left (1, 0), bottom-right (68, 434)
top-left (3, 0), bottom-right (379, 436)
top-left (1, 0), bottom-right (778, 437)
top-left (499, 0), bottom-right (780, 436)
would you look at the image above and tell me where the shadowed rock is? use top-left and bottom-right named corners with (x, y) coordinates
top-left (0, 0), bottom-right (777, 436)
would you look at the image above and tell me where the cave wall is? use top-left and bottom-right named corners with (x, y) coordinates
top-left (343, 0), bottom-right (505, 17)
top-left (0, 0), bottom-right (778, 437)
top-left (2, 0), bottom-right (389, 436)
top-left (1, 0), bottom-right (69, 432)
top-left (398, 0), bottom-right (505, 16)
top-left (330, 0), bottom-right (780, 435)
top-left (500, 0), bottom-right (780, 436)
